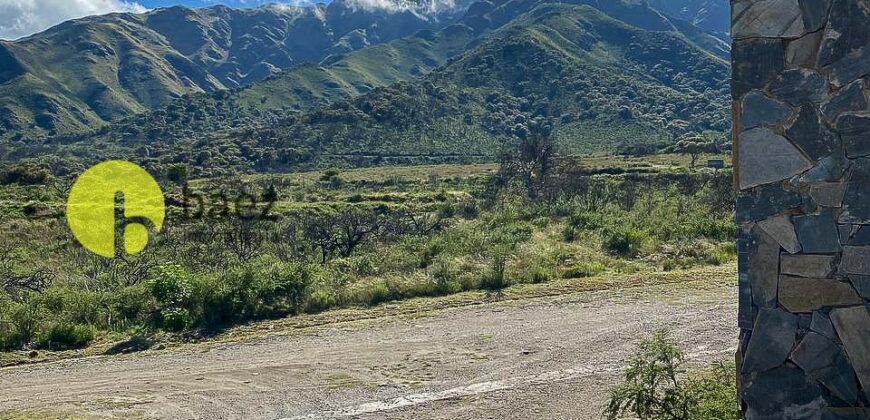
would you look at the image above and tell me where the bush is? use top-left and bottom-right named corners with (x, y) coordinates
top-left (111, 285), bottom-right (153, 325)
top-left (563, 262), bottom-right (605, 278)
top-left (148, 264), bottom-right (194, 331)
top-left (684, 363), bottom-right (740, 420)
top-left (1, 164), bottom-right (50, 185)
top-left (430, 259), bottom-right (463, 294)
top-left (149, 264), bottom-right (193, 309)
top-left (42, 323), bottom-right (95, 350)
top-left (481, 249), bottom-right (509, 290)
top-left (305, 288), bottom-right (337, 313)
top-left (604, 330), bottom-right (738, 420)
top-left (604, 330), bottom-right (690, 419)
top-left (8, 303), bottom-right (42, 349)
top-left (604, 226), bottom-right (649, 257)
top-left (270, 262), bottom-right (314, 314)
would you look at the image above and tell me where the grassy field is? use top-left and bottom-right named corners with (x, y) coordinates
top-left (0, 153), bottom-right (735, 358)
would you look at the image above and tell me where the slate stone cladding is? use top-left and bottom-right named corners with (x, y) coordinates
top-left (733, 1), bottom-right (870, 418)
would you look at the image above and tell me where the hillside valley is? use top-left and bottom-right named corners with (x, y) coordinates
top-left (3, 0), bottom-right (731, 177)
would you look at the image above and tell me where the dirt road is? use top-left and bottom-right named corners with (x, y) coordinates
top-left (0, 268), bottom-right (737, 420)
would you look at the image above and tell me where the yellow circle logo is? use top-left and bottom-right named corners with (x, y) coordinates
top-left (66, 161), bottom-right (165, 258)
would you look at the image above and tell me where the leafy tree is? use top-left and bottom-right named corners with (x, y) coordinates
top-left (166, 164), bottom-right (189, 185)
top-left (671, 137), bottom-right (718, 169)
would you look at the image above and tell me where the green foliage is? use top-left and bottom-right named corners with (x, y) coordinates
top-left (166, 164), bottom-right (189, 184)
top-left (0, 163), bottom-right (737, 352)
top-left (43, 323), bottom-right (95, 350)
top-left (148, 264), bottom-right (194, 331)
top-left (5, 3), bottom-right (729, 177)
top-left (605, 330), bottom-right (738, 420)
top-left (149, 264), bottom-right (193, 310)
top-left (604, 226), bottom-right (650, 257)
top-left (1, 164), bottom-right (50, 186)
top-left (481, 247), bottom-right (511, 290)
top-left (605, 330), bottom-right (690, 420)
top-left (684, 363), bottom-right (740, 420)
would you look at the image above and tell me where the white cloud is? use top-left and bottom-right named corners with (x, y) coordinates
top-left (343, 0), bottom-right (458, 17)
top-left (0, 0), bottom-right (146, 40)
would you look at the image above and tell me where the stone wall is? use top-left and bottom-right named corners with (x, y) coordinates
top-left (733, 0), bottom-right (870, 418)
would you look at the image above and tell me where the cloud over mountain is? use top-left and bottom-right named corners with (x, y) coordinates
top-left (0, 0), bottom-right (146, 40)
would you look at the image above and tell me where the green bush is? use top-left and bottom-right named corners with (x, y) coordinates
top-left (42, 323), bottom-right (95, 350)
top-left (605, 330), bottom-right (690, 419)
top-left (111, 285), bottom-right (153, 325)
top-left (37, 287), bottom-right (103, 326)
top-left (305, 288), bottom-right (337, 313)
top-left (8, 303), bottom-right (42, 349)
top-left (149, 264), bottom-right (194, 331)
top-left (481, 249), bottom-right (509, 290)
top-left (1, 164), bottom-right (50, 185)
top-left (605, 330), bottom-right (738, 420)
top-left (270, 262), bottom-right (314, 314)
top-left (563, 262), bottom-right (605, 278)
top-left (149, 264), bottom-right (193, 309)
top-left (684, 363), bottom-right (740, 420)
top-left (604, 226), bottom-right (649, 257)
top-left (430, 259), bottom-right (463, 294)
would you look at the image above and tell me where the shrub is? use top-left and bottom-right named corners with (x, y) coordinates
top-left (42, 323), bottom-right (95, 350)
top-left (604, 226), bottom-right (649, 257)
top-left (166, 164), bottom-right (189, 184)
top-left (271, 262), bottom-right (314, 314)
top-left (604, 330), bottom-right (690, 420)
top-left (430, 259), bottom-right (462, 294)
top-left (361, 279), bottom-right (393, 306)
top-left (481, 249), bottom-right (509, 290)
top-left (161, 308), bottom-right (193, 332)
top-left (457, 201), bottom-right (479, 219)
top-left (604, 330), bottom-right (739, 420)
top-left (320, 169), bottom-right (341, 181)
top-left (37, 288), bottom-right (103, 327)
top-left (1, 164), bottom-right (50, 185)
top-left (9, 303), bottom-right (42, 349)
top-left (111, 285), bottom-right (153, 325)
top-left (305, 288), bottom-right (337, 313)
top-left (149, 264), bottom-right (193, 309)
top-left (148, 264), bottom-right (194, 330)
top-left (684, 363), bottom-right (740, 420)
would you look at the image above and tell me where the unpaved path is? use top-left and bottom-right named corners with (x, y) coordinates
top-left (0, 268), bottom-right (737, 420)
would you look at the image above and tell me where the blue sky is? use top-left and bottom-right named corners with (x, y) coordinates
top-left (0, 0), bottom-right (326, 40)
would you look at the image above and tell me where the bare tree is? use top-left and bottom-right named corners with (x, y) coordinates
top-left (0, 247), bottom-right (54, 300)
top-left (302, 207), bottom-right (385, 263)
top-left (222, 217), bottom-right (266, 263)
top-left (498, 117), bottom-right (557, 199)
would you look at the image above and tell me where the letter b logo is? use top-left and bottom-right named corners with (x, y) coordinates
top-left (67, 161), bottom-right (165, 258)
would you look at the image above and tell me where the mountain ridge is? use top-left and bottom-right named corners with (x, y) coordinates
top-left (0, 1), bottom-right (469, 139)
top-left (7, 1), bottom-right (730, 177)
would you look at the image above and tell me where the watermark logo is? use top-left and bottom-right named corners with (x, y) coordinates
top-left (67, 161), bottom-right (165, 258)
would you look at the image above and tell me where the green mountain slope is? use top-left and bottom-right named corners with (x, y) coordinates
top-left (0, 1), bottom-right (465, 140)
top-left (13, 1), bottom-right (730, 176)
top-left (647, 0), bottom-right (730, 39)
top-left (43, 0), bottom-right (728, 147)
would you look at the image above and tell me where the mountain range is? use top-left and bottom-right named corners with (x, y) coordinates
top-left (0, 0), bottom-right (732, 175)
top-left (0, 1), bottom-right (470, 138)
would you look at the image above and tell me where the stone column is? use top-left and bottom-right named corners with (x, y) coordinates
top-left (733, 1), bottom-right (870, 418)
